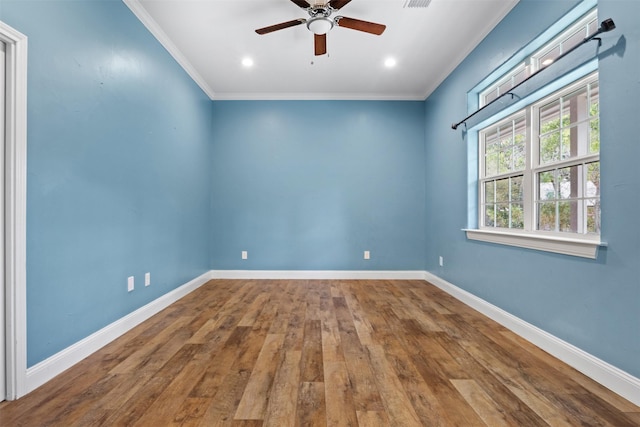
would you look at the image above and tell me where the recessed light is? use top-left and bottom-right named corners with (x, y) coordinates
top-left (542, 58), bottom-right (554, 66)
top-left (384, 57), bottom-right (397, 68)
top-left (242, 57), bottom-right (254, 67)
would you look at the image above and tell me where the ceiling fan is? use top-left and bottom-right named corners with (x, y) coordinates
top-left (255, 0), bottom-right (386, 56)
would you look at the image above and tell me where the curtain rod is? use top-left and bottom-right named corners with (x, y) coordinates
top-left (451, 18), bottom-right (616, 131)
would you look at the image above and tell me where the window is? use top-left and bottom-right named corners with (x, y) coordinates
top-left (534, 77), bottom-right (600, 235)
top-left (479, 10), bottom-right (597, 108)
top-left (532, 12), bottom-right (598, 70)
top-left (478, 73), bottom-right (600, 240)
top-left (466, 3), bottom-right (604, 258)
top-left (481, 64), bottom-right (529, 106)
top-left (481, 115), bottom-right (526, 229)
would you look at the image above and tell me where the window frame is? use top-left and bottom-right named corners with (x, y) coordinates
top-left (478, 9), bottom-right (597, 109)
top-left (469, 73), bottom-right (603, 258)
top-left (531, 11), bottom-right (598, 71)
top-left (478, 113), bottom-right (528, 230)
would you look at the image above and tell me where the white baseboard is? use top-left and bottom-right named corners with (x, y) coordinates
top-left (210, 270), bottom-right (426, 280)
top-left (423, 271), bottom-right (640, 407)
top-left (25, 271), bottom-right (215, 394)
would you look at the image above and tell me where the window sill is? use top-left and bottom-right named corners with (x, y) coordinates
top-left (463, 229), bottom-right (606, 259)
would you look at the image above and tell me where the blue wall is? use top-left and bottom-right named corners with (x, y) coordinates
top-left (0, 0), bottom-right (212, 367)
top-left (210, 101), bottom-right (426, 270)
top-left (424, 0), bottom-right (640, 378)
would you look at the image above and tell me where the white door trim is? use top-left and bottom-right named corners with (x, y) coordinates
top-left (0, 20), bottom-right (28, 401)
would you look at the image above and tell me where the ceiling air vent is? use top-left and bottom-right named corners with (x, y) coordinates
top-left (403, 0), bottom-right (432, 8)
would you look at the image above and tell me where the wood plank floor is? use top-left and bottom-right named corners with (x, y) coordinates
top-left (1, 279), bottom-right (638, 426)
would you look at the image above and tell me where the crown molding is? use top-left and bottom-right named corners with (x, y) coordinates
top-left (123, 0), bottom-right (216, 100)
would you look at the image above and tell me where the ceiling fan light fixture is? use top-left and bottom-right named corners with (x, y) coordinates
top-left (384, 57), bottom-right (397, 68)
top-left (307, 17), bottom-right (333, 35)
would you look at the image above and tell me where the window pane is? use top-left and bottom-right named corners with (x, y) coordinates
top-left (484, 205), bottom-right (496, 227)
top-left (510, 203), bottom-right (524, 229)
top-left (558, 200), bottom-right (578, 232)
top-left (499, 80), bottom-right (512, 97)
top-left (484, 88), bottom-right (498, 105)
top-left (511, 175), bottom-right (523, 201)
top-left (484, 181), bottom-right (495, 203)
top-left (561, 128), bottom-right (572, 160)
top-left (588, 18), bottom-right (598, 36)
top-left (538, 171), bottom-right (556, 200)
top-left (485, 152), bottom-right (498, 176)
top-left (539, 45), bottom-right (560, 67)
top-left (499, 128), bottom-right (513, 148)
top-left (498, 149), bottom-right (513, 174)
top-left (495, 178), bottom-right (509, 202)
top-left (540, 100), bottom-right (560, 131)
top-left (587, 162), bottom-right (600, 196)
top-left (574, 121), bottom-right (589, 157)
top-left (562, 28), bottom-right (586, 53)
top-left (499, 123), bottom-right (514, 174)
top-left (589, 82), bottom-right (599, 117)
top-left (513, 117), bottom-right (526, 171)
top-left (590, 118), bottom-right (600, 153)
top-left (563, 87), bottom-right (588, 125)
top-left (485, 128), bottom-right (499, 146)
top-left (495, 203), bottom-right (509, 228)
top-left (513, 144), bottom-right (525, 170)
top-left (484, 131), bottom-right (499, 177)
top-left (512, 67), bottom-right (528, 87)
top-left (558, 166), bottom-right (579, 199)
top-left (586, 200), bottom-right (601, 233)
top-left (589, 80), bottom-right (600, 153)
top-left (538, 202), bottom-right (556, 231)
top-left (540, 132), bottom-right (560, 164)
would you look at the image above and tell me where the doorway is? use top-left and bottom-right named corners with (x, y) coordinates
top-left (1, 38), bottom-right (6, 403)
top-left (0, 20), bottom-right (27, 401)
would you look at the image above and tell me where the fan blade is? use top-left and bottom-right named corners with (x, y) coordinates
top-left (335, 16), bottom-right (386, 35)
top-left (255, 19), bottom-right (306, 35)
top-left (290, 0), bottom-right (310, 8)
top-left (329, 0), bottom-right (352, 10)
top-left (314, 33), bottom-right (327, 56)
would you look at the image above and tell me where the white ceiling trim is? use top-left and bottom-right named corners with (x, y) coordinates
top-left (212, 92), bottom-right (427, 101)
top-left (123, 0), bottom-right (217, 99)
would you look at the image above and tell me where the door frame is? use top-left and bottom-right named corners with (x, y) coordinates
top-left (0, 20), bottom-right (27, 401)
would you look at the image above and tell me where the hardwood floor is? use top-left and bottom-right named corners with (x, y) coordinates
top-left (1, 279), bottom-right (638, 426)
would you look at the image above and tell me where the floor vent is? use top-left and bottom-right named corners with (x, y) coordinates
top-left (403, 0), bottom-right (432, 8)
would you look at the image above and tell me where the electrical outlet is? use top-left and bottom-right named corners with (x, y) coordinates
top-left (127, 276), bottom-right (134, 292)
top-left (145, 272), bottom-right (151, 287)
top-left (439, 256), bottom-right (444, 267)
top-left (364, 250), bottom-right (370, 260)
top-left (242, 250), bottom-right (248, 260)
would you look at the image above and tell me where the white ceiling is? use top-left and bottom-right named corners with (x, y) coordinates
top-left (125, 0), bottom-right (519, 100)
